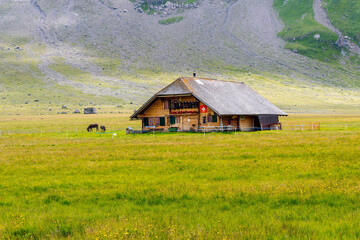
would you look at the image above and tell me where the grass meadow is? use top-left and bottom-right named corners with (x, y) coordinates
top-left (0, 114), bottom-right (360, 239)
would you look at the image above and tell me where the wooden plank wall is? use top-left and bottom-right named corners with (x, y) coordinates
top-left (138, 97), bottom-right (255, 131)
top-left (199, 102), bottom-right (219, 128)
top-left (140, 96), bottom-right (200, 131)
top-left (239, 116), bottom-right (254, 131)
top-left (140, 99), bottom-right (169, 130)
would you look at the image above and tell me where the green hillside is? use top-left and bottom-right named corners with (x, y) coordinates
top-left (273, 0), bottom-right (341, 61)
top-left (324, 0), bottom-right (360, 45)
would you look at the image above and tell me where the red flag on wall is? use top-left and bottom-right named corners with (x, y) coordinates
top-left (200, 105), bottom-right (207, 113)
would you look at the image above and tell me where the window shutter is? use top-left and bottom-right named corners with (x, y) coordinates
top-left (143, 117), bottom-right (149, 126)
top-left (160, 117), bottom-right (165, 126)
top-left (212, 115), bottom-right (217, 122)
top-left (207, 115), bottom-right (212, 122)
top-left (170, 116), bottom-right (175, 124)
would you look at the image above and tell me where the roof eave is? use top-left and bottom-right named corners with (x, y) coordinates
top-left (130, 94), bottom-right (157, 119)
top-left (218, 112), bottom-right (288, 116)
top-left (130, 78), bottom-right (186, 119)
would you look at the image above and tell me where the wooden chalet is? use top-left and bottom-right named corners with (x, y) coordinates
top-left (130, 77), bottom-right (287, 132)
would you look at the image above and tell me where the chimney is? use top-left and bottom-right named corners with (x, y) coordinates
top-left (193, 71), bottom-right (196, 77)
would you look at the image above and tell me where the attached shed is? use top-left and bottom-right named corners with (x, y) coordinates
top-left (130, 77), bottom-right (287, 132)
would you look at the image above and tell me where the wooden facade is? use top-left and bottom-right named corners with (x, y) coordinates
top-left (134, 95), bottom-right (265, 132)
top-left (131, 77), bottom-right (287, 132)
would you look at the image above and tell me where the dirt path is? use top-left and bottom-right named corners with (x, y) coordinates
top-left (313, 0), bottom-right (360, 56)
top-left (313, 0), bottom-right (341, 37)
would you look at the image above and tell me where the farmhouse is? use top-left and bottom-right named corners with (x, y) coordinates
top-left (130, 76), bottom-right (287, 132)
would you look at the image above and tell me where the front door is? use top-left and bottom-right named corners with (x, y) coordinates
top-left (230, 116), bottom-right (238, 127)
top-left (182, 116), bottom-right (197, 131)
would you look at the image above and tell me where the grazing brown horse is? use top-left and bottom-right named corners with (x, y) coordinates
top-left (87, 124), bottom-right (99, 132)
top-left (100, 125), bottom-right (106, 132)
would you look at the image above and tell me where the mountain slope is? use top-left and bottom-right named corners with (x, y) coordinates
top-left (324, 0), bottom-right (360, 46)
top-left (0, 0), bottom-right (359, 115)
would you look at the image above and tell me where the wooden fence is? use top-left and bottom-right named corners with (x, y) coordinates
top-left (282, 122), bottom-right (320, 131)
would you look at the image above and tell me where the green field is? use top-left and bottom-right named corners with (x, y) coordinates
top-left (0, 114), bottom-right (360, 239)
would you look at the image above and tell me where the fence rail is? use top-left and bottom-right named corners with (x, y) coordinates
top-left (282, 122), bottom-right (320, 131)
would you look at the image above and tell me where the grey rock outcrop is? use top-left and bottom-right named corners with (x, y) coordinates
top-left (84, 107), bottom-right (97, 114)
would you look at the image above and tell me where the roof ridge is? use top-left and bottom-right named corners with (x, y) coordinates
top-left (181, 77), bottom-right (245, 84)
top-left (155, 78), bottom-right (182, 95)
top-left (180, 77), bottom-right (194, 93)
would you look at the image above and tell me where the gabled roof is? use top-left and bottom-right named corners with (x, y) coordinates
top-left (157, 78), bottom-right (192, 96)
top-left (130, 77), bottom-right (287, 118)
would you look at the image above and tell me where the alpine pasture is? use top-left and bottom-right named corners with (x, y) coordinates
top-left (0, 114), bottom-right (360, 239)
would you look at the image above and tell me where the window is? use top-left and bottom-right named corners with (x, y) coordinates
top-left (154, 117), bottom-right (160, 126)
top-left (206, 115), bottom-right (217, 123)
top-left (149, 117), bottom-right (154, 126)
top-left (202, 116), bottom-right (206, 124)
top-left (170, 101), bottom-right (199, 109)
